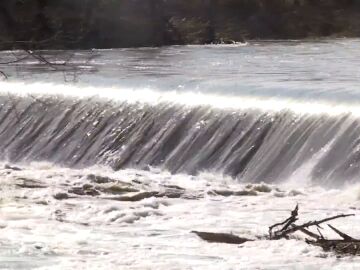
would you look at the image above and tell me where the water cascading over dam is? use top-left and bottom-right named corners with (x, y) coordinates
top-left (1, 82), bottom-right (359, 187)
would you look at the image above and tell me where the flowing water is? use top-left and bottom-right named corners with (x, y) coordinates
top-left (1, 40), bottom-right (360, 269)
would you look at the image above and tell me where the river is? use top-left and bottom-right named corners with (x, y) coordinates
top-left (1, 40), bottom-right (360, 269)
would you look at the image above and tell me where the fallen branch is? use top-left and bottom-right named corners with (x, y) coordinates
top-left (272, 214), bottom-right (354, 240)
top-left (0, 55), bottom-right (29, 65)
top-left (268, 206), bottom-right (359, 255)
top-left (328, 224), bottom-right (355, 241)
top-left (193, 205), bottom-right (358, 256)
top-left (299, 227), bottom-right (322, 240)
top-left (269, 204), bottom-right (298, 239)
top-left (0, 70), bottom-right (7, 79)
top-left (306, 239), bottom-right (360, 255)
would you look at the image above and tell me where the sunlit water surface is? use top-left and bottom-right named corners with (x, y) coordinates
top-left (1, 40), bottom-right (360, 269)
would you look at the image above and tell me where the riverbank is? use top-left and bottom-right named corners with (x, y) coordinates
top-left (0, 0), bottom-right (360, 49)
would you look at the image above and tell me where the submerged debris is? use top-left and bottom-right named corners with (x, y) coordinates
top-left (210, 189), bottom-right (257, 197)
top-left (192, 231), bottom-right (252, 244)
top-left (35, 200), bottom-right (49, 205)
top-left (68, 184), bottom-right (100, 196)
top-left (4, 164), bottom-right (22, 171)
top-left (107, 189), bottom-right (186, 202)
top-left (109, 191), bottom-right (160, 202)
top-left (15, 178), bottom-right (47, 189)
top-left (245, 183), bottom-right (272, 193)
top-left (268, 205), bottom-right (354, 240)
top-left (307, 239), bottom-right (360, 256)
top-left (53, 193), bottom-right (70, 200)
top-left (87, 174), bottom-right (113, 184)
top-left (99, 184), bottom-right (139, 194)
top-left (87, 174), bottom-right (129, 185)
top-left (162, 184), bottom-right (185, 191)
top-left (268, 205), bottom-right (359, 256)
top-left (209, 183), bottom-right (273, 197)
top-left (193, 205), bottom-right (358, 256)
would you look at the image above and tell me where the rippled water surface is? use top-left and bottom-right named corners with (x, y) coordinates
top-left (1, 39), bottom-right (360, 103)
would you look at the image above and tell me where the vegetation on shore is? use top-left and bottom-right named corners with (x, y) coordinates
top-left (0, 0), bottom-right (360, 49)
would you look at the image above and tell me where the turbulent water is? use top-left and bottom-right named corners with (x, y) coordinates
top-left (2, 40), bottom-right (360, 269)
top-left (1, 88), bottom-right (360, 186)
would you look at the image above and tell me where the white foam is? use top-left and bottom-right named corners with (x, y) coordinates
top-left (1, 161), bottom-right (360, 269)
top-left (1, 81), bottom-right (360, 117)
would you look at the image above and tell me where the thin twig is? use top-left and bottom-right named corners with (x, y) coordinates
top-left (317, 228), bottom-right (325, 239)
top-left (328, 224), bottom-right (355, 241)
top-left (280, 204), bottom-right (299, 232)
top-left (299, 228), bottom-right (321, 239)
top-left (275, 214), bottom-right (355, 239)
top-left (269, 204), bottom-right (298, 238)
top-left (0, 55), bottom-right (29, 65)
top-left (0, 70), bottom-right (8, 79)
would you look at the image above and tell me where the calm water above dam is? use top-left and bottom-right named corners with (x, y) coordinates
top-left (2, 39), bottom-right (360, 103)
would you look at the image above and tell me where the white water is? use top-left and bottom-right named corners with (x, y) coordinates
top-left (1, 162), bottom-right (360, 269)
top-left (2, 81), bottom-right (360, 117)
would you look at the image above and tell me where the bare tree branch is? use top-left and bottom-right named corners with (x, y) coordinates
top-left (271, 214), bottom-right (355, 240)
top-left (0, 70), bottom-right (8, 79)
top-left (269, 204), bottom-right (298, 238)
top-left (328, 224), bottom-right (355, 241)
top-left (0, 55), bottom-right (30, 65)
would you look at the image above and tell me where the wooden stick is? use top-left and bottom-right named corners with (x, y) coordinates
top-left (299, 227), bottom-right (321, 239)
top-left (328, 224), bottom-right (355, 241)
top-left (317, 228), bottom-right (325, 239)
top-left (269, 204), bottom-right (298, 238)
top-left (0, 70), bottom-right (8, 79)
top-left (274, 214), bottom-right (354, 239)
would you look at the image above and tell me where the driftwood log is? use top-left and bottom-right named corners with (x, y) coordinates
top-left (192, 205), bottom-right (358, 256)
top-left (191, 231), bottom-right (252, 244)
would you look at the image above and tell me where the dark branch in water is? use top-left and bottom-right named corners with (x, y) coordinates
top-left (268, 204), bottom-right (354, 241)
top-left (328, 224), bottom-right (355, 241)
top-left (272, 213), bottom-right (355, 240)
top-left (269, 204), bottom-right (298, 239)
top-left (299, 227), bottom-right (322, 240)
top-left (0, 46), bottom-right (98, 83)
top-left (0, 55), bottom-right (29, 65)
top-left (193, 205), bottom-right (358, 256)
top-left (25, 50), bottom-right (59, 71)
top-left (0, 70), bottom-right (8, 80)
top-left (268, 207), bottom-right (360, 256)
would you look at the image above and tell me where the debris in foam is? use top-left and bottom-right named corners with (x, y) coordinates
top-left (193, 204), bottom-right (359, 256)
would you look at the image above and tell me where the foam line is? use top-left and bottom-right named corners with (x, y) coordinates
top-left (0, 81), bottom-right (359, 116)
